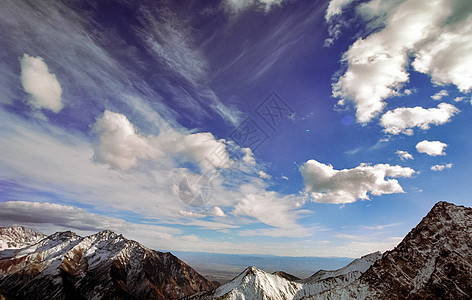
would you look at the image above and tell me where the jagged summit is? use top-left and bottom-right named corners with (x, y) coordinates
top-left (0, 226), bottom-right (46, 250)
top-left (0, 228), bottom-right (217, 299)
top-left (308, 201), bottom-right (472, 299)
top-left (188, 201), bottom-right (472, 299)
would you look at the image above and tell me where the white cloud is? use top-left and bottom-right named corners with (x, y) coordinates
top-left (299, 159), bottom-right (415, 204)
top-left (380, 103), bottom-right (459, 135)
top-left (222, 0), bottom-right (285, 14)
top-left (281, 176), bottom-right (289, 180)
top-left (231, 190), bottom-right (309, 236)
top-left (0, 201), bottom-right (180, 236)
top-left (431, 163), bottom-right (453, 171)
top-left (92, 110), bottom-right (233, 171)
top-left (212, 206), bottom-right (226, 217)
top-left (92, 111), bottom-right (160, 170)
top-left (20, 54), bottom-right (63, 113)
top-left (325, 0), bottom-right (355, 21)
top-left (241, 147), bottom-right (256, 165)
top-left (257, 170), bottom-right (272, 179)
top-left (431, 89), bottom-right (449, 100)
top-left (396, 150), bottom-right (413, 161)
top-left (332, 0), bottom-right (472, 123)
top-left (416, 140), bottom-right (448, 156)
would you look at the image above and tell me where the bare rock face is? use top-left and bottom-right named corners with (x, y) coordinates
top-left (0, 229), bottom-right (217, 300)
top-left (360, 201), bottom-right (472, 299)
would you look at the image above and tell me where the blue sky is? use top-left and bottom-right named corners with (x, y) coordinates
top-left (1, 0), bottom-right (471, 257)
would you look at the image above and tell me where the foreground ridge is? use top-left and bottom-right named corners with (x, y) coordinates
top-left (187, 201), bottom-right (472, 299)
top-left (0, 228), bottom-right (217, 299)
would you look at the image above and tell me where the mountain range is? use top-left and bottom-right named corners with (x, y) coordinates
top-left (0, 228), bottom-right (217, 299)
top-left (1, 201), bottom-right (471, 299)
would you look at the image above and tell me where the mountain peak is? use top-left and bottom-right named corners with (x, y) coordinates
top-left (0, 226), bottom-right (46, 250)
top-left (0, 229), bottom-right (217, 299)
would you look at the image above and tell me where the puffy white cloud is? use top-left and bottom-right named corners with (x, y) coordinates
top-left (332, 0), bottom-right (472, 123)
top-left (396, 150), bottom-right (413, 161)
top-left (380, 103), bottom-right (459, 135)
top-left (325, 0), bottom-right (356, 21)
top-left (257, 170), bottom-right (271, 179)
top-left (416, 140), bottom-right (447, 156)
top-left (211, 206), bottom-right (226, 217)
top-left (20, 54), bottom-right (63, 113)
top-left (222, 0), bottom-right (285, 13)
top-left (181, 132), bottom-right (231, 170)
top-left (92, 110), bottom-right (160, 170)
top-left (431, 163), bottom-right (452, 171)
top-left (431, 89), bottom-right (449, 100)
top-left (92, 110), bottom-right (232, 171)
top-left (299, 159), bottom-right (415, 204)
top-left (241, 147), bottom-right (256, 165)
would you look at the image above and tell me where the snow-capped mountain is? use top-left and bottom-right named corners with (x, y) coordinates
top-left (309, 201), bottom-right (472, 299)
top-left (189, 201), bottom-right (472, 299)
top-left (0, 229), bottom-right (217, 299)
top-left (187, 251), bottom-right (381, 299)
top-left (0, 226), bottom-right (46, 251)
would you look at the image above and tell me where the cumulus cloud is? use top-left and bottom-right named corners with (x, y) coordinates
top-left (258, 170), bottom-right (272, 179)
top-left (211, 206), bottom-right (226, 217)
top-left (325, 0), bottom-right (356, 21)
top-left (431, 89), bottom-right (449, 100)
top-left (332, 0), bottom-right (472, 123)
top-left (300, 159), bottom-right (415, 204)
top-left (396, 150), bottom-right (413, 161)
top-left (222, 0), bottom-right (285, 14)
top-left (241, 147), bottom-right (256, 165)
top-left (92, 110), bottom-right (232, 171)
top-left (20, 54), bottom-right (63, 113)
top-left (416, 140), bottom-right (447, 156)
top-left (431, 163), bottom-right (452, 171)
top-left (380, 103), bottom-right (459, 135)
top-left (92, 111), bottom-right (160, 170)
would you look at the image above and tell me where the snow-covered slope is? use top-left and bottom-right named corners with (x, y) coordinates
top-left (301, 251), bottom-right (382, 284)
top-left (0, 229), bottom-right (217, 299)
top-left (189, 201), bottom-right (472, 300)
top-left (187, 251), bottom-right (381, 300)
top-left (310, 201), bottom-right (472, 299)
top-left (0, 226), bottom-right (46, 251)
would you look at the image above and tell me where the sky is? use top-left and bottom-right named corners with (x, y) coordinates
top-left (0, 0), bottom-right (471, 258)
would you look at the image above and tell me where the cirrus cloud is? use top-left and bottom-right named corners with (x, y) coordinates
top-left (299, 159), bottom-right (415, 204)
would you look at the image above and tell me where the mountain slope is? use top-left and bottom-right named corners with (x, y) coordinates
top-left (0, 226), bottom-right (46, 251)
top-left (187, 251), bottom-right (381, 299)
top-left (188, 201), bottom-right (472, 299)
top-left (311, 201), bottom-right (472, 299)
top-left (361, 201), bottom-right (472, 299)
top-left (0, 229), bottom-right (217, 300)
